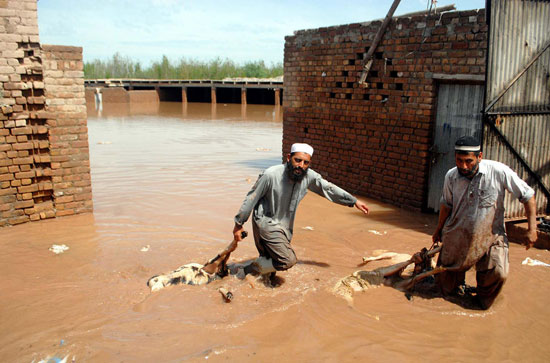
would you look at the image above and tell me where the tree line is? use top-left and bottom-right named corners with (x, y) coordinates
top-left (83, 53), bottom-right (283, 80)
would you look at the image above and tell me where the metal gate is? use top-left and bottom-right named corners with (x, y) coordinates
top-left (427, 84), bottom-right (484, 211)
top-left (483, 0), bottom-right (550, 217)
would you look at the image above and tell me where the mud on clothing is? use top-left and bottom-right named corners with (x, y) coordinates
top-left (436, 236), bottom-right (509, 308)
top-left (235, 164), bottom-right (357, 270)
top-left (437, 159), bottom-right (534, 307)
top-left (252, 220), bottom-right (296, 271)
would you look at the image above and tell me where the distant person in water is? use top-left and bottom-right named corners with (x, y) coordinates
top-left (232, 142), bottom-right (370, 277)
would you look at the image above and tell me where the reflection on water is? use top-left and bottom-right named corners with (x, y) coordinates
top-left (87, 100), bottom-right (282, 122)
top-left (88, 102), bottom-right (283, 245)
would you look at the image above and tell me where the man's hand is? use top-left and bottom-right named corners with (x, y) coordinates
top-left (525, 228), bottom-right (537, 250)
top-left (355, 200), bottom-right (369, 215)
top-left (233, 223), bottom-right (245, 242)
top-left (432, 229), bottom-right (442, 244)
top-left (433, 204), bottom-right (451, 244)
top-left (411, 251), bottom-right (423, 264)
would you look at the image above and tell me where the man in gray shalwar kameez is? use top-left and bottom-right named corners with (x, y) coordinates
top-left (232, 143), bottom-right (369, 275)
top-left (432, 136), bottom-right (537, 309)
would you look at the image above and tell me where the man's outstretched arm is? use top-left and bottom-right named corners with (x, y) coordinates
top-left (308, 172), bottom-right (369, 214)
top-left (523, 195), bottom-right (537, 250)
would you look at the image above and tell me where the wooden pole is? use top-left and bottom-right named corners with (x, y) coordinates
top-left (358, 0), bottom-right (401, 85)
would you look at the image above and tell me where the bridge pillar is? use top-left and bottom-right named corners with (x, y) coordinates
top-left (211, 103), bottom-right (217, 119)
top-left (275, 88), bottom-right (281, 106)
top-left (155, 86), bottom-right (160, 101)
top-left (181, 87), bottom-right (188, 104)
top-left (241, 88), bottom-right (247, 105)
top-left (241, 103), bottom-right (247, 120)
top-left (211, 87), bottom-right (217, 104)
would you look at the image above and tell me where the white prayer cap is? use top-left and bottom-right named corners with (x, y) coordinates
top-left (455, 136), bottom-right (481, 152)
top-left (290, 143), bottom-right (314, 156)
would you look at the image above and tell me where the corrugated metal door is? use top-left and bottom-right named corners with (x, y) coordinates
top-left (427, 84), bottom-right (484, 211)
top-left (484, 0), bottom-right (550, 217)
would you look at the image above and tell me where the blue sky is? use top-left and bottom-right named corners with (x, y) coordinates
top-left (37, 0), bottom-right (486, 66)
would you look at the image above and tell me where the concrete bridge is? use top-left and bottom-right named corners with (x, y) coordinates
top-left (84, 78), bottom-right (283, 106)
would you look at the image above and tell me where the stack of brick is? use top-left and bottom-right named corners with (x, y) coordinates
top-left (0, 0), bottom-right (50, 226)
top-left (0, 0), bottom-right (92, 227)
top-left (43, 45), bottom-right (92, 218)
top-left (283, 9), bottom-right (487, 210)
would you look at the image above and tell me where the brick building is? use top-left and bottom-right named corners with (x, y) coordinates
top-left (283, 8), bottom-right (487, 210)
top-left (0, 0), bottom-right (92, 226)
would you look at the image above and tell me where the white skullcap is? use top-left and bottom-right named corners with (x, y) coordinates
top-left (455, 136), bottom-right (481, 152)
top-left (290, 143), bottom-right (314, 156)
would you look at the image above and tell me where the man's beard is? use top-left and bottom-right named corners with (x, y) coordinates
top-left (286, 161), bottom-right (308, 181)
top-left (458, 162), bottom-right (479, 178)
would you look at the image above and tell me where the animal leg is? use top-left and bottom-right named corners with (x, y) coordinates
top-left (394, 266), bottom-right (447, 290)
top-left (362, 252), bottom-right (401, 263)
top-left (370, 246), bottom-right (442, 278)
top-left (202, 231), bottom-right (247, 275)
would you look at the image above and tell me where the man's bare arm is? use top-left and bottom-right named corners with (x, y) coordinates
top-left (433, 204), bottom-right (451, 243)
top-left (523, 196), bottom-right (537, 250)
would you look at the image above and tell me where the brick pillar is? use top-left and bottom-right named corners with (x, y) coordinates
top-left (211, 87), bottom-right (217, 104)
top-left (241, 88), bottom-right (247, 105)
top-left (0, 0), bottom-right (49, 226)
top-left (181, 87), bottom-right (187, 104)
top-left (275, 88), bottom-right (281, 106)
top-left (0, 0), bottom-right (93, 227)
top-left (42, 45), bottom-right (93, 217)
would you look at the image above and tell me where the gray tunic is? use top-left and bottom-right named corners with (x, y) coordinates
top-left (234, 164), bottom-right (357, 242)
top-left (440, 159), bottom-right (534, 270)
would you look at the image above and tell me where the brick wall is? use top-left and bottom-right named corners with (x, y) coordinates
top-left (43, 45), bottom-right (93, 218)
top-left (283, 9), bottom-right (487, 210)
top-left (0, 0), bottom-right (92, 226)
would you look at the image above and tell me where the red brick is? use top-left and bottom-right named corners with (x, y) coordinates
top-left (15, 200), bottom-right (34, 209)
top-left (11, 127), bottom-right (32, 136)
top-left (55, 195), bottom-right (74, 203)
top-left (15, 170), bottom-right (35, 179)
top-left (56, 209), bottom-right (75, 217)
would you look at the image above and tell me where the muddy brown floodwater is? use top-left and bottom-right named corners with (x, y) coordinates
top-left (1, 102), bottom-right (549, 362)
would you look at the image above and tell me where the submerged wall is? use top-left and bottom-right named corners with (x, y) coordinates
top-left (283, 9), bottom-right (487, 210)
top-left (0, 0), bottom-right (92, 226)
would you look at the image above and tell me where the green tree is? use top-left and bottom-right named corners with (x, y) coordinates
top-left (83, 54), bottom-right (283, 80)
